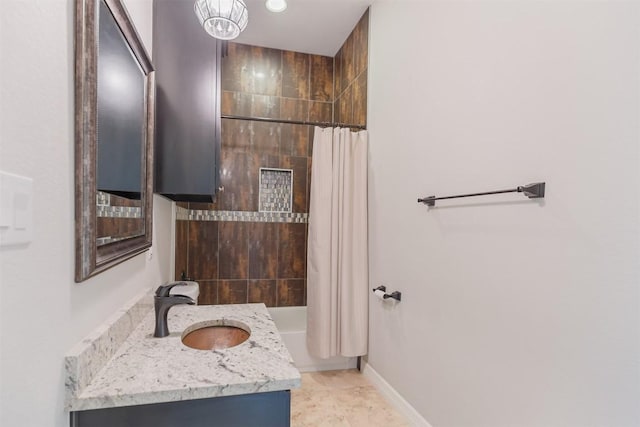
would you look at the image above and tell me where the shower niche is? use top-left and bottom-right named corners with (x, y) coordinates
top-left (259, 168), bottom-right (293, 213)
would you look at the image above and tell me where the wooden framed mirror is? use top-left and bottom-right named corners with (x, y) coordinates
top-left (75, 0), bottom-right (154, 282)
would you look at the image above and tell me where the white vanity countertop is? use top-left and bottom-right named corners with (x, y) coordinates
top-left (67, 303), bottom-right (301, 411)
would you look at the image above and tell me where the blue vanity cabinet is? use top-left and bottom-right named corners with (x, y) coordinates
top-left (153, 0), bottom-right (221, 203)
top-left (70, 390), bottom-right (291, 427)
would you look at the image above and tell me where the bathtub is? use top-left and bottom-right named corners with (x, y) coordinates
top-left (267, 306), bottom-right (357, 372)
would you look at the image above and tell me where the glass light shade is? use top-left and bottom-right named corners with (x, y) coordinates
top-left (265, 0), bottom-right (287, 13)
top-left (194, 0), bottom-right (249, 40)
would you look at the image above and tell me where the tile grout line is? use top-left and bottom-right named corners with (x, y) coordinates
top-left (215, 218), bottom-right (219, 305)
top-left (246, 222), bottom-right (250, 304)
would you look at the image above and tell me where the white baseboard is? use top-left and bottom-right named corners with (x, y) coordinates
top-left (297, 358), bottom-right (357, 372)
top-left (361, 361), bottom-right (433, 427)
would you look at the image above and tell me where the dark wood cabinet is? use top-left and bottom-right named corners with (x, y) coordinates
top-left (96, 0), bottom-right (145, 200)
top-left (153, 0), bottom-right (221, 202)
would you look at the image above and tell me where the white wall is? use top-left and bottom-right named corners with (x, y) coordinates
top-left (0, 1), bottom-right (171, 426)
top-left (368, 1), bottom-right (639, 426)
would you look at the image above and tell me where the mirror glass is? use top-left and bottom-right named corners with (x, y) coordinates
top-left (75, 0), bottom-right (154, 281)
top-left (96, 0), bottom-right (144, 245)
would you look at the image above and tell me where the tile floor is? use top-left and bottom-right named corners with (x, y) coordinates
top-left (290, 369), bottom-right (410, 427)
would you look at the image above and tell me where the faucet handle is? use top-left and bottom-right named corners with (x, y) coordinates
top-left (155, 281), bottom-right (189, 297)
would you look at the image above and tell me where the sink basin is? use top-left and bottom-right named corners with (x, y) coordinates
top-left (181, 320), bottom-right (251, 350)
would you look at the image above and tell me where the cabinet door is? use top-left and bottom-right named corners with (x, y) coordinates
top-left (153, 0), bottom-right (221, 202)
top-left (70, 390), bottom-right (291, 427)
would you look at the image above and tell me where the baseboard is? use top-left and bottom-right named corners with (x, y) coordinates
top-left (296, 357), bottom-right (357, 373)
top-left (361, 361), bottom-right (433, 427)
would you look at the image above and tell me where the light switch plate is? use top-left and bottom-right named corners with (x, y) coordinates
top-left (0, 171), bottom-right (33, 246)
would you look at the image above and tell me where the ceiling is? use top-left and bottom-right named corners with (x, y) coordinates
top-left (234, 0), bottom-right (372, 57)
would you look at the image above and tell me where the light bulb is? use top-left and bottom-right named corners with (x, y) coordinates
top-left (265, 0), bottom-right (287, 13)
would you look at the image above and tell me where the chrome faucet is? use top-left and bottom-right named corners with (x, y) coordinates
top-left (153, 282), bottom-right (195, 338)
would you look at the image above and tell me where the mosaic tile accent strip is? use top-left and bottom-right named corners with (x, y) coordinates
top-left (96, 191), bottom-right (142, 218)
top-left (176, 206), bottom-right (308, 224)
top-left (259, 168), bottom-right (293, 213)
top-left (177, 205), bottom-right (189, 221)
top-left (97, 236), bottom-right (130, 246)
top-left (97, 205), bottom-right (142, 219)
top-left (96, 191), bottom-right (111, 206)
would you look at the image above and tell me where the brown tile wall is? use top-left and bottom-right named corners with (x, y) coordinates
top-left (334, 10), bottom-right (368, 127)
top-left (96, 194), bottom-right (143, 240)
top-left (175, 42), bottom-right (329, 307)
top-left (176, 217), bottom-right (308, 307)
top-left (175, 11), bottom-right (369, 307)
top-left (96, 217), bottom-right (143, 240)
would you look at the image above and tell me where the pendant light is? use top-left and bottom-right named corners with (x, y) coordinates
top-left (194, 0), bottom-right (249, 40)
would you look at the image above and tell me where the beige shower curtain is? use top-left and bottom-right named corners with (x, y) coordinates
top-left (307, 127), bottom-right (368, 359)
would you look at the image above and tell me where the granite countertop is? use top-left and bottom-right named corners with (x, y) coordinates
top-left (66, 303), bottom-right (301, 412)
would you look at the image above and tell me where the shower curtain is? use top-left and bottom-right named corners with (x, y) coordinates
top-left (307, 127), bottom-right (368, 359)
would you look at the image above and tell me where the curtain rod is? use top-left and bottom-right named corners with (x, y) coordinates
top-left (221, 114), bottom-right (366, 130)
